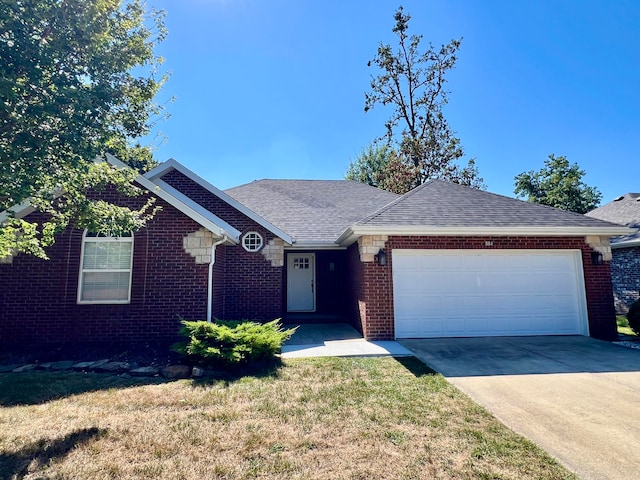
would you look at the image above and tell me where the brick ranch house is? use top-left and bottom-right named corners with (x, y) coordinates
top-left (0, 156), bottom-right (633, 344)
top-left (587, 193), bottom-right (640, 314)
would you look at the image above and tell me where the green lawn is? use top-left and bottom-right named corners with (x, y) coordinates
top-left (0, 357), bottom-right (575, 479)
top-left (617, 315), bottom-right (636, 336)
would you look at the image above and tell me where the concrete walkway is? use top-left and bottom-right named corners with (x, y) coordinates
top-left (400, 336), bottom-right (640, 480)
top-left (281, 323), bottom-right (412, 358)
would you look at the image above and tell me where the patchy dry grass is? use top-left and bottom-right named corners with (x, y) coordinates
top-left (0, 357), bottom-right (575, 479)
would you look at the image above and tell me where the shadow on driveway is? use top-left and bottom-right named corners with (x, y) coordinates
top-left (399, 336), bottom-right (640, 377)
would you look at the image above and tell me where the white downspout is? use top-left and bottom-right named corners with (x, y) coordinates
top-left (207, 236), bottom-right (227, 322)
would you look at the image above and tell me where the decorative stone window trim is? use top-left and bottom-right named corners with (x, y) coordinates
top-left (242, 231), bottom-right (263, 252)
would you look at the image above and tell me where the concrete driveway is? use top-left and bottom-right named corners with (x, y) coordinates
top-left (400, 336), bottom-right (640, 480)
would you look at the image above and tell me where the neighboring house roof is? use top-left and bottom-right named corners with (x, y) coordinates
top-left (225, 179), bottom-right (399, 246)
top-left (338, 180), bottom-right (633, 244)
top-left (144, 159), bottom-right (294, 244)
top-left (586, 193), bottom-right (640, 248)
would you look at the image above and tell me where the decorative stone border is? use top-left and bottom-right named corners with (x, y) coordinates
top-left (0, 359), bottom-right (205, 379)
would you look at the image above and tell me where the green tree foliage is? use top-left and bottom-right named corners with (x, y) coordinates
top-left (349, 6), bottom-right (484, 194)
top-left (514, 154), bottom-right (602, 214)
top-left (345, 143), bottom-right (416, 195)
top-left (0, 0), bottom-right (168, 259)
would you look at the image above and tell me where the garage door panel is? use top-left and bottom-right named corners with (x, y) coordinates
top-left (392, 250), bottom-right (588, 338)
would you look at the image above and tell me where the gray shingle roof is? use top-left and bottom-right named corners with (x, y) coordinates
top-left (356, 180), bottom-right (628, 230)
top-left (225, 180), bottom-right (399, 243)
top-left (586, 193), bottom-right (640, 246)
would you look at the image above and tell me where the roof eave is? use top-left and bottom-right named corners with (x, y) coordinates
top-left (0, 200), bottom-right (36, 223)
top-left (285, 241), bottom-right (345, 250)
top-left (338, 225), bottom-right (635, 244)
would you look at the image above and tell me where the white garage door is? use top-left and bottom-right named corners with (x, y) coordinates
top-left (392, 250), bottom-right (588, 338)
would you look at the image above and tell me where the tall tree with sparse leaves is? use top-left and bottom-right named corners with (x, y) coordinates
top-left (514, 154), bottom-right (602, 214)
top-left (0, 0), bottom-right (169, 259)
top-left (348, 6), bottom-right (484, 194)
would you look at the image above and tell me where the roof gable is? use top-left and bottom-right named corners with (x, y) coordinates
top-left (145, 159), bottom-right (293, 244)
top-left (0, 155), bottom-right (241, 244)
top-left (106, 155), bottom-right (241, 242)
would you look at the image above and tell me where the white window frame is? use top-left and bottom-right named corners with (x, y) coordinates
top-left (77, 230), bottom-right (134, 304)
top-left (242, 231), bottom-right (263, 252)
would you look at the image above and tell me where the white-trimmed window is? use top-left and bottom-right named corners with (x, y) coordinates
top-left (242, 231), bottom-right (263, 252)
top-left (78, 231), bottom-right (134, 304)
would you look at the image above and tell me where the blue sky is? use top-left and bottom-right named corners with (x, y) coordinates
top-left (145, 0), bottom-right (639, 203)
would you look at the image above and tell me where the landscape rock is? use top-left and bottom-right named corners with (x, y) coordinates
top-left (12, 364), bottom-right (37, 373)
top-left (95, 361), bottom-right (130, 373)
top-left (50, 361), bottom-right (75, 370)
top-left (88, 359), bottom-right (112, 368)
top-left (129, 366), bottom-right (160, 377)
top-left (72, 361), bottom-right (100, 371)
top-left (36, 363), bottom-right (53, 370)
top-left (161, 364), bottom-right (191, 379)
top-left (191, 366), bottom-right (204, 378)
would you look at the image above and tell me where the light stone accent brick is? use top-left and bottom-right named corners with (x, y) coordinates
top-left (183, 228), bottom-right (219, 264)
top-left (585, 235), bottom-right (612, 261)
top-left (261, 238), bottom-right (287, 267)
top-left (358, 235), bottom-right (388, 262)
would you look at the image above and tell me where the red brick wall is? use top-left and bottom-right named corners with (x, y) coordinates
top-left (351, 236), bottom-right (617, 341)
top-left (0, 173), bottom-right (285, 345)
top-left (162, 169), bottom-right (284, 321)
top-left (0, 196), bottom-right (211, 344)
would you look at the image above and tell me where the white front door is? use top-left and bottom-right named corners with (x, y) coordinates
top-left (287, 253), bottom-right (316, 312)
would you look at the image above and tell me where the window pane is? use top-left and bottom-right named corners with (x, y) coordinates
top-left (83, 241), bottom-right (132, 270)
top-left (81, 272), bottom-right (130, 301)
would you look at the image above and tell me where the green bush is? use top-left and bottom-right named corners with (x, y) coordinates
top-left (627, 299), bottom-right (640, 336)
top-left (172, 319), bottom-right (297, 367)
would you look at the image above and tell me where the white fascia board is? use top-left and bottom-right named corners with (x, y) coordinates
top-left (285, 241), bottom-right (346, 250)
top-left (153, 179), bottom-right (241, 240)
top-left (143, 158), bottom-right (294, 244)
top-left (338, 225), bottom-right (635, 245)
top-left (105, 154), bottom-right (239, 243)
top-left (0, 200), bottom-right (36, 223)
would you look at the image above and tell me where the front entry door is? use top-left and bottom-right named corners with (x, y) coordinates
top-left (287, 253), bottom-right (316, 312)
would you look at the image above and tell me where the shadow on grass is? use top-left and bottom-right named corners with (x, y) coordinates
top-left (0, 427), bottom-right (106, 479)
top-left (0, 359), bottom-right (286, 405)
top-left (190, 357), bottom-right (284, 387)
top-left (0, 371), bottom-right (165, 407)
top-left (393, 356), bottom-right (438, 377)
